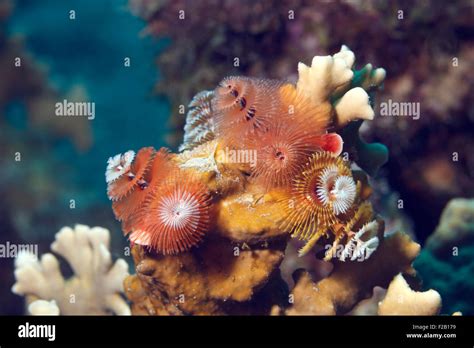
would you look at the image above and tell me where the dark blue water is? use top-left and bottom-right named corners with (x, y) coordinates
top-left (7, 0), bottom-right (169, 211)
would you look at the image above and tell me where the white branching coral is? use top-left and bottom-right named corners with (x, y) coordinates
top-left (378, 274), bottom-right (442, 315)
top-left (105, 150), bottom-right (135, 183)
top-left (296, 45), bottom-right (385, 128)
top-left (12, 224), bottom-right (131, 315)
top-left (334, 87), bottom-right (374, 126)
top-left (333, 44), bottom-right (356, 70)
top-left (360, 63), bottom-right (386, 90)
top-left (28, 300), bottom-right (60, 315)
top-left (297, 46), bottom-right (354, 104)
top-left (339, 220), bottom-right (380, 262)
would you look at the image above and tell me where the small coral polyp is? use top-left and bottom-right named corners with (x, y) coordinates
top-left (317, 166), bottom-right (357, 215)
top-left (106, 45), bottom-right (386, 260)
top-left (280, 152), bottom-right (357, 255)
top-left (106, 145), bottom-right (212, 255)
top-left (105, 150), bottom-right (135, 183)
top-left (107, 147), bottom-right (155, 201)
top-left (129, 173), bottom-right (212, 255)
top-left (213, 76), bottom-right (283, 143)
top-left (250, 120), bottom-right (327, 188)
top-left (112, 148), bottom-right (172, 222)
top-left (180, 91), bottom-right (215, 152)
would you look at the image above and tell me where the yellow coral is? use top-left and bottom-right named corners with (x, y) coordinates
top-left (216, 187), bottom-right (289, 243)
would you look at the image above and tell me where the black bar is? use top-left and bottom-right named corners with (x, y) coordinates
top-left (0, 315), bottom-right (472, 346)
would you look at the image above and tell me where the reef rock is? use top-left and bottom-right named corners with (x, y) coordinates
top-left (284, 231), bottom-right (420, 315)
top-left (425, 198), bottom-right (474, 256)
top-left (125, 237), bottom-right (287, 315)
top-left (378, 274), bottom-right (441, 315)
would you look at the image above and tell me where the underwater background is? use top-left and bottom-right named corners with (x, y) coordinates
top-left (0, 0), bottom-right (473, 315)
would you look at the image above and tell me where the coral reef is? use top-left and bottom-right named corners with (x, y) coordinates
top-left (415, 198), bottom-right (474, 315)
top-left (124, 238), bottom-right (287, 315)
top-left (415, 247), bottom-right (474, 316)
top-left (378, 274), bottom-right (441, 315)
top-left (107, 46), bottom-right (443, 315)
top-left (425, 198), bottom-right (474, 255)
top-left (27, 300), bottom-right (60, 315)
top-left (131, 0), bottom-right (474, 243)
top-left (278, 231), bottom-right (420, 315)
top-left (12, 224), bottom-right (130, 315)
top-left (347, 1), bottom-right (474, 239)
top-left (345, 273), bottom-right (442, 316)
